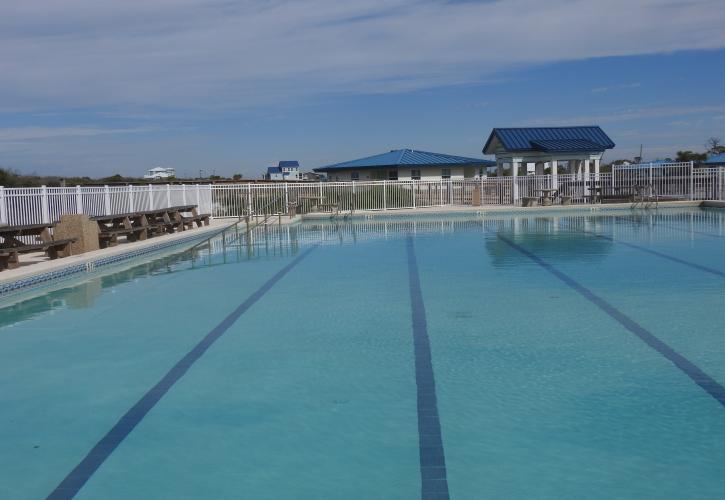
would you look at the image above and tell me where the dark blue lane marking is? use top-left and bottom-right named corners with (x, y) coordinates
top-left (406, 237), bottom-right (450, 500)
top-left (498, 234), bottom-right (725, 409)
top-left (621, 215), bottom-right (725, 240)
top-left (47, 246), bottom-right (317, 500)
top-left (581, 230), bottom-right (725, 279)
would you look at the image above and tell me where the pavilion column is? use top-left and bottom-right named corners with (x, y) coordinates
top-left (496, 159), bottom-right (503, 177)
top-left (551, 159), bottom-right (558, 189)
top-left (584, 159), bottom-right (591, 196)
top-left (512, 158), bottom-right (520, 204)
top-left (594, 158), bottom-right (600, 181)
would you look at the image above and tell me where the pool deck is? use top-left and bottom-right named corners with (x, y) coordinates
top-left (0, 218), bottom-right (235, 287)
top-left (300, 199), bottom-right (704, 220)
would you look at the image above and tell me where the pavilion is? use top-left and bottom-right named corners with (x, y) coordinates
top-left (483, 126), bottom-right (615, 202)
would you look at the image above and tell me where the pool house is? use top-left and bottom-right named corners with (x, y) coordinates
top-left (314, 148), bottom-right (495, 181)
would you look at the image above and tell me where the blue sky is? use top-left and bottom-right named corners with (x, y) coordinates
top-left (1, 0), bottom-right (724, 178)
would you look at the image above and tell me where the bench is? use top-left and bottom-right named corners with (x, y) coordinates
top-left (0, 238), bottom-right (76, 270)
top-left (521, 197), bottom-right (539, 207)
top-left (98, 227), bottom-right (148, 248)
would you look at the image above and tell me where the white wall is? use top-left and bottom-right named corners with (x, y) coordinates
top-left (325, 166), bottom-right (469, 181)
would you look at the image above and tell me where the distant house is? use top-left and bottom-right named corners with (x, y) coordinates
top-left (704, 153), bottom-right (725, 166)
top-left (143, 167), bottom-right (176, 180)
top-left (313, 149), bottom-right (495, 181)
top-left (266, 161), bottom-right (301, 181)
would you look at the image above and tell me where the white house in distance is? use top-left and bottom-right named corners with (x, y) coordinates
top-left (266, 161), bottom-right (301, 181)
top-left (143, 167), bottom-right (176, 180)
top-left (313, 149), bottom-right (495, 181)
top-left (482, 126), bottom-right (616, 201)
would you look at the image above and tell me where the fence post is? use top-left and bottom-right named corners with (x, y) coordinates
top-left (196, 184), bottom-right (201, 211)
top-left (412, 180), bottom-right (416, 208)
top-left (166, 184), bottom-right (171, 208)
top-left (40, 185), bottom-right (51, 223)
top-left (689, 161), bottom-right (694, 201)
top-left (148, 184), bottom-right (154, 210)
top-left (383, 180), bottom-right (387, 210)
top-left (182, 184), bottom-right (187, 205)
top-left (103, 185), bottom-right (111, 215)
top-left (247, 184), bottom-right (252, 215)
top-left (0, 186), bottom-right (7, 224)
top-left (75, 185), bottom-right (83, 214)
top-left (128, 185), bottom-right (135, 213)
top-left (284, 183), bottom-right (289, 212)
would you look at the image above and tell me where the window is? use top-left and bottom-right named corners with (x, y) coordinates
top-left (350, 172), bottom-right (360, 181)
top-left (441, 168), bottom-right (451, 179)
top-left (411, 169), bottom-right (421, 180)
top-left (388, 170), bottom-right (398, 180)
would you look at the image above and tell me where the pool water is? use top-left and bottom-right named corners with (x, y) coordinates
top-left (2, 207), bottom-right (725, 499)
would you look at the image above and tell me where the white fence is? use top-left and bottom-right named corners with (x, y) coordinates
top-left (0, 184), bottom-right (213, 226)
top-left (2, 162), bottom-right (725, 225)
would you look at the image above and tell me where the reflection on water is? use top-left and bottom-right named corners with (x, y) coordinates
top-left (2, 208), bottom-right (723, 326)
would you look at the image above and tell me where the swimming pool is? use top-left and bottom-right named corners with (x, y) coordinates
top-left (2, 207), bottom-right (725, 499)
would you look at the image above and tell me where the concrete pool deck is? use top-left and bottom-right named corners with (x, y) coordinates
top-left (0, 219), bottom-right (237, 292)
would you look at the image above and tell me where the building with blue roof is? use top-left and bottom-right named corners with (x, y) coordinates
top-left (704, 153), bottom-right (725, 166)
top-left (266, 160), bottom-right (301, 181)
top-left (314, 149), bottom-right (495, 181)
top-left (483, 126), bottom-right (616, 202)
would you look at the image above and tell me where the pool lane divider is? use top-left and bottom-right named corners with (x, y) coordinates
top-left (582, 230), bottom-right (725, 279)
top-left (46, 245), bottom-right (318, 500)
top-left (406, 236), bottom-right (451, 500)
top-left (497, 235), bottom-right (725, 409)
top-left (620, 214), bottom-right (725, 240)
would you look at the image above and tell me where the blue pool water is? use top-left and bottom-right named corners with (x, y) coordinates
top-left (2, 207), bottom-right (725, 499)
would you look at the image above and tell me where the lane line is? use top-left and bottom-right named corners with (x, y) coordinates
top-left (497, 234), bottom-right (725, 409)
top-left (621, 215), bottom-right (725, 240)
top-left (406, 236), bottom-right (451, 500)
top-left (581, 230), bottom-right (725, 279)
top-left (47, 246), bottom-right (317, 500)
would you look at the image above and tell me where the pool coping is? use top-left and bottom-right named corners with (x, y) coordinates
top-left (300, 200), bottom-right (705, 220)
top-left (0, 220), bottom-right (238, 300)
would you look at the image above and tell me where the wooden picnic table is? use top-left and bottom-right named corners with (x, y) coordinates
top-left (0, 222), bottom-right (75, 270)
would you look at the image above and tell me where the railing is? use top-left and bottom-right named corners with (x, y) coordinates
top-left (3, 163), bottom-right (725, 226)
top-left (0, 184), bottom-right (213, 226)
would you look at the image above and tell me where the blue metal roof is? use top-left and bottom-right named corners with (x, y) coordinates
top-left (278, 160), bottom-right (299, 168)
top-left (267, 166), bottom-right (281, 174)
top-left (314, 149), bottom-right (495, 172)
top-left (705, 153), bottom-right (725, 164)
top-left (483, 126), bottom-right (615, 154)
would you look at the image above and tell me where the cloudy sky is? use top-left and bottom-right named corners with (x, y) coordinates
top-left (1, 0), bottom-right (724, 178)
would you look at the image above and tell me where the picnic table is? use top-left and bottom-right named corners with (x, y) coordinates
top-left (535, 189), bottom-right (558, 206)
top-left (0, 223), bottom-right (75, 270)
top-left (296, 196), bottom-right (326, 214)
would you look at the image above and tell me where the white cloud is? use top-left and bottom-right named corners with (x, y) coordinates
top-left (0, 126), bottom-right (158, 142)
top-left (591, 83), bottom-right (642, 93)
top-left (1, 0), bottom-right (724, 109)
top-left (525, 105), bottom-right (725, 126)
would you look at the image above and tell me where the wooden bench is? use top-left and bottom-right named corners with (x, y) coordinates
top-left (0, 239), bottom-right (76, 270)
top-left (97, 227), bottom-right (148, 248)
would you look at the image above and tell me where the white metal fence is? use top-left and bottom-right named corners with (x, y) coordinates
top-left (2, 162), bottom-right (725, 225)
top-left (0, 184), bottom-right (213, 226)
